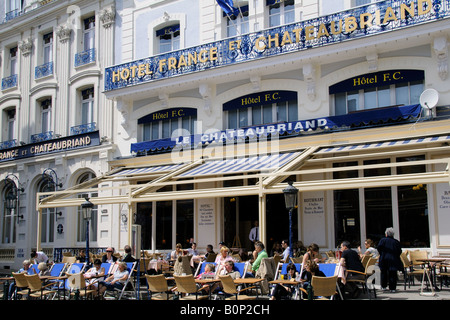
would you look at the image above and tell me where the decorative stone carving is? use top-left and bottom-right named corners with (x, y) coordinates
top-left (366, 53), bottom-right (378, 72)
top-left (199, 84), bottom-right (212, 115)
top-left (56, 24), bottom-right (72, 43)
top-left (434, 37), bottom-right (448, 81)
top-left (303, 63), bottom-right (316, 101)
top-left (19, 38), bottom-right (33, 56)
top-left (100, 5), bottom-right (116, 28)
top-left (250, 75), bottom-right (261, 91)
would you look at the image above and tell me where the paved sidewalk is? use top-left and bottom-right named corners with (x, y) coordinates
top-left (356, 284), bottom-right (450, 300)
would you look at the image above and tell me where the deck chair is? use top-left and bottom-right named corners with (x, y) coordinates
top-left (173, 275), bottom-right (208, 300)
top-left (12, 272), bottom-right (30, 300)
top-left (218, 275), bottom-right (257, 300)
top-left (145, 274), bottom-right (175, 300)
top-left (304, 275), bottom-right (339, 300)
top-left (25, 274), bottom-right (57, 300)
top-left (345, 257), bottom-right (378, 299)
top-left (66, 272), bottom-right (96, 300)
top-left (194, 261), bottom-right (217, 278)
top-left (101, 262), bottom-right (114, 276)
top-left (233, 262), bottom-right (249, 278)
top-left (318, 263), bottom-right (339, 277)
top-left (66, 262), bottom-right (86, 274)
top-left (29, 264), bottom-right (39, 275)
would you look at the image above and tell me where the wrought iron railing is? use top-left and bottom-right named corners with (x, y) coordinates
top-left (53, 247), bottom-right (107, 263)
top-left (31, 131), bottom-right (54, 143)
top-left (70, 122), bottom-right (96, 135)
top-left (5, 9), bottom-right (21, 22)
top-left (0, 139), bottom-right (17, 150)
top-left (35, 62), bottom-right (53, 79)
top-left (1, 74), bottom-right (18, 90)
top-left (75, 48), bottom-right (96, 67)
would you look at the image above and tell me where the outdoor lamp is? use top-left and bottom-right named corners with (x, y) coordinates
top-left (283, 181), bottom-right (298, 258)
top-left (5, 191), bottom-right (17, 212)
top-left (81, 197), bottom-right (94, 266)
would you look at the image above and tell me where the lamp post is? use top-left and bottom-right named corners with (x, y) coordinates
top-left (283, 181), bottom-right (298, 258)
top-left (81, 197), bottom-right (94, 267)
top-left (4, 174), bottom-right (24, 223)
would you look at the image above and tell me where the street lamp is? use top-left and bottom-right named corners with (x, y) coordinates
top-left (81, 197), bottom-right (94, 267)
top-left (4, 174), bottom-right (24, 223)
top-left (283, 181), bottom-right (298, 258)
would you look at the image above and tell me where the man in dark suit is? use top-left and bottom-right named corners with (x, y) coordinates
top-left (377, 227), bottom-right (403, 293)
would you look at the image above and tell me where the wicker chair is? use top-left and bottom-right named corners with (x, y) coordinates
top-left (25, 274), bottom-right (56, 300)
top-left (218, 274), bottom-right (257, 300)
top-left (173, 275), bottom-right (208, 300)
top-left (145, 274), bottom-right (175, 300)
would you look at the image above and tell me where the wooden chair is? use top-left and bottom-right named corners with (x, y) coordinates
top-left (218, 275), bottom-right (256, 300)
top-left (173, 275), bottom-right (208, 300)
top-left (12, 272), bottom-right (30, 299)
top-left (67, 272), bottom-right (96, 300)
top-left (345, 257), bottom-right (378, 299)
top-left (300, 275), bottom-right (339, 300)
top-left (25, 274), bottom-right (56, 300)
top-left (145, 274), bottom-right (175, 300)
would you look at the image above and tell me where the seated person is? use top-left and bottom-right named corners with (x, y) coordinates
top-left (300, 260), bottom-right (325, 288)
top-left (84, 259), bottom-right (106, 290)
top-left (270, 263), bottom-right (299, 300)
top-left (196, 263), bottom-right (216, 280)
top-left (339, 241), bottom-right (365, 298)
top-left (98, 262), bottom-right (129, 296)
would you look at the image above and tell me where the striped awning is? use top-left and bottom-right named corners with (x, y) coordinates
top-left (316, 134), bottom-right (450, 154)
top-left (112, 163), bottom-right (185, 176)
top-left (177, 152), bottom-right (300, 177)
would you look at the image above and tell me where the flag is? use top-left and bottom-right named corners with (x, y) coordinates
top-left (216, 0), bottom-right (240, 16)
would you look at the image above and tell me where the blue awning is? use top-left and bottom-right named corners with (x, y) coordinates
top-left (131, 104), bottom-right (422, 154)
top-left (177, 152), bottom-right (300, 177)
top-left (112, 163), bottom-right (185, 176)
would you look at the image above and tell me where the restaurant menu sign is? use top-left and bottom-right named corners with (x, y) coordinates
top-left (105, 0), bottom-right (450, 92)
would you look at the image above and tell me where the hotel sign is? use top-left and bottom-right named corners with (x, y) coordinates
top-left (0, 131), bottom-right (100, 163)
top-left (105, 0), bottom-right (450, 92)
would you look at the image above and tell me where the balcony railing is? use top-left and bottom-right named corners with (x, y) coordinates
top-left (70, 122), bottom-right (96, 135)
top-left (35, 62), bottom-right (53, 79)
top-left (31, 131), bottom-right (53, 143)
top-left (0, 139), bottom-right (17, 150)
top-left (1, 74), bottom-right (18, 90)
top-left (5, 9), bottom-right (21, 22)
top-left (75, 48), bottom-right (96, 67)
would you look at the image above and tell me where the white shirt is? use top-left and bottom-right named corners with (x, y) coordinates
top-left (282, 247), bottom-right (291, 261)
top-left (249, 226), bottom-right (258, 242)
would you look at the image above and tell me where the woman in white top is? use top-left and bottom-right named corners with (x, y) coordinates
top-left (98, 262), bottom-right (129, 295)
top-left (84, 259), bottom-right (106, 289)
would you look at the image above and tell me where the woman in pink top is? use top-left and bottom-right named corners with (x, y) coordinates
top-left (215, 246), bottom-right (234, 274)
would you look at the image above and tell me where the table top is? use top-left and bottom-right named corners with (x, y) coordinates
top-left (234, 278), bottom-right (263, 284)
top-left (195, 278), bottom-right (221, 284)
top-left (269, 279), bottom-right (303, 285)
top-left (417, 258), bottom-right (448, 263)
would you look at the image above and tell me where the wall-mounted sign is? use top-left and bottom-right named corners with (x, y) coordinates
top-left (329, 70), bottom-right (425, 94)
top-left (223, 91), bottom-right (297, 111)
top-left (105, 0), bottom-right (449, 92)
top-left (138, 107), bottom-right (197, 124)
top-left (0, 131), bottom-right (100, 163)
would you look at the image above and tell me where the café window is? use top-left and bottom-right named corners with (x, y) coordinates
top-left (224, 91), bottom-right (298, 130)
top-left (268, 0), bottom-right (295, 27)
top-left (83, 16), bottom-right (95, 51)
top-left (40, 98), bottom-right (52, 133)
top-left (330, 70), bottom-right (424, 116)
top-left (139, 108), bottom-right (197, 141)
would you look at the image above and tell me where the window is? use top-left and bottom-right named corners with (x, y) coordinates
top-left (40, 99), bottom-right (52, 133)
top-left (2, 184), bottom-right (17, 244)
top-left (227, 8), bottom-right (249, 37)
top-left (157, 25), bottom-right (180, 54)
top-left (81, 88), bottom-right (94, 125)
top-left (43, 32), bottom-right (53, 64)
top-left (6, 109), bottom-right (16, 141)
top-left (227, 99), bottom-right (298, 129)
top-left (83, 17), bottom-right (95, 51)
top-left (77, 172), bottom-right (98, 242)
top-left (10, 47), bottom-right (18, 76)
top-left (268, 0), bottom-right (295, 27)
top-left (39, 180), bottom-right (55, 243)
top-left (352, 0), bottom-right (372, 7)
top-left (142, 114), bottom-right (196, 141)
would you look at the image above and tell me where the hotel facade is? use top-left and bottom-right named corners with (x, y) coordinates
top-left (1, 0), bottom-right (450, 270)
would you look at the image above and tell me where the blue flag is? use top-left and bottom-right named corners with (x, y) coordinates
top-left (216, 0), bottom-right (240, 16)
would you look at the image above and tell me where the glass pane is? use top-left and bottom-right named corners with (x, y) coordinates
top-left (162, 119), bottom-right (170, 138)
top-left (347, 91), bottom-right (359, 112)
top-left (364, 158), bottom-right (390, 177)
top-left (377, 85), bottom-right (390, 107)
top-left (288, 100), bottom-right (298, 121)
top-left (396, 155), bottom-right (425, 174)
top-left (335, 92), bottom-right (347, 115)
top-left (143, 123), bottom-right (151, 141)
top-left (269, 5), bottom-right (281, 27)
top-left (239, 109), bottom-right (248, 127)
top-left (276, 101), bottom-right (287, 122)
top-left (410, 81), bottom-right (423, 105)
top-left (152, 122), bottom-right (159, 140)
top-left (395, 83), bottom-right (409, 106)
top-left (365, 187), bottom-right (393, 244)
top-left (228, 109), bottom-right (237, 129)
top-left (252, 106), bottom-right (262, 125)
top-left (176, 200), bottom-right (194, 246)
top-left (334, 189), bottom-right (360, 247)
top-left (364, 88), bottom-right (377, 109)
top-left (263, 104), bottom-right (272, 124)
top-left (156, 201), bottom-right (172, 250)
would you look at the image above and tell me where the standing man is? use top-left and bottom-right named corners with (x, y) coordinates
top-left (249, 220), bottom-right (259, 249)
top-left (377, 227), bottom-right (403, 293)
top-left (30, 250), bottom-right (48, 264)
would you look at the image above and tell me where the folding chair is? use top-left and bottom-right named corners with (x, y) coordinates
top-left (115, 262), bottom-right (137, 300)
top-left (194, 261), bottom-right (217, 278)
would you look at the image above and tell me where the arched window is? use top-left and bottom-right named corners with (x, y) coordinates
top-left (76, 172), bottom-right (98, 242)
top-left (38, 179), bottom-right (55, 243)
top-left (2, 183), bottom-right (17, 244)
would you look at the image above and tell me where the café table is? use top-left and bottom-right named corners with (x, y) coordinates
top-left (234, 278), bottom-right (264, 298)
top-left (269, 279), bottom-right (303, 300)
top-left (417, 258), bottom-right (447, 292)
top-left (0, 276), bottom-right (14, 300)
